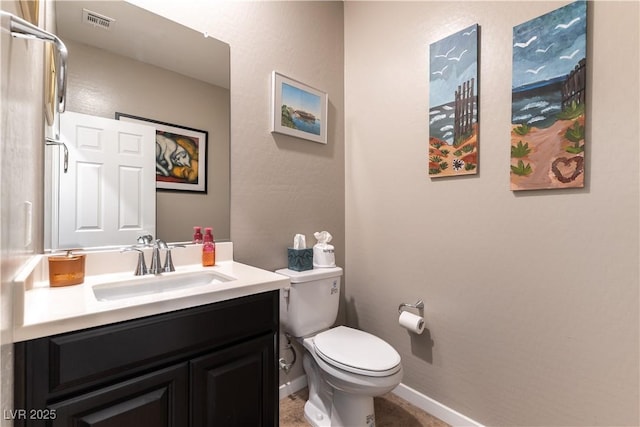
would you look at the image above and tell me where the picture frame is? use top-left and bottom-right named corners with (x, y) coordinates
top-left (116, 113), bottom-right (208, 193)
top-left (19, 0), bottom-right (39, 26)
top-left (44, 44), bottom-right (56, 126)
top-left (271, 71), bottom-right (328, 144)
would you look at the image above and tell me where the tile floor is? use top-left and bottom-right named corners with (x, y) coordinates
top-left (279, 388), bottom-right (450, 427)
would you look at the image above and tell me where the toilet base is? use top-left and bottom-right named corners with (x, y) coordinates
top-left (304, 353), bottom-right (332, 426)
top-left (304, 399), bottom-right (331, 427)
top-left (304, 392), bottom-right (376, 427)
top-left (330, 390), bottom-right (375, 427)
top-left (302, 352), bottom-right (379, 427)
top-left (303, 390), bottom-right (376, 427)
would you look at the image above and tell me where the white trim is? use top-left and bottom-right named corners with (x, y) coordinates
top-left (392, 383), bottom-right (484, 427)
top-left (279, 375), bottom-right (308, 400)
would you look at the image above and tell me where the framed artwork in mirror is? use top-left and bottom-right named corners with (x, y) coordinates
top-left (44, 44), bottom-right (56, 126)
top-left (116, 113), bottom-right (208, 193)
top-left (19, 0), bottom-right (39, 25)
top-left (271, 71), bottom-right (328, 144)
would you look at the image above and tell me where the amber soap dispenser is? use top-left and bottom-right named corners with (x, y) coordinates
top-left (202, 227), bottom-right (215, 266)
top-left (48, 250), bottom-right (86, 287)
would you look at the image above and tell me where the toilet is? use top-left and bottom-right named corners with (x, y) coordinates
top-left (277, 267), bottom-right (403, 427)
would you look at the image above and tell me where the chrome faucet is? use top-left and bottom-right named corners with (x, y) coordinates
top-left (121, 235), bottom-right (154, 276)
top-left (121, 247), bottom-right (148, 276)
top-left (123, 237), bottom-right (183, 276)
top-left (149, 239), bottom-right (167, 275)
top-left (162, 243), bottom-right (185, 272)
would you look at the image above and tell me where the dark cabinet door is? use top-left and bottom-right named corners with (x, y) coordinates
top-left (190, 333), bottom-right (277, 427)
top-left (49, 363), bottom-right (189, 427)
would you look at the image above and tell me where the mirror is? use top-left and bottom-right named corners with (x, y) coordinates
top-left (45, 0), bottom-right (230, 250)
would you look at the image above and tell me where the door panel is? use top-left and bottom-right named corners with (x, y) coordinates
top-left (50, 363), bottom-right (188, 427)
top-left (55, 111), bottom-right (155, 248)
top-left (190, 334), bottom-right (277, 427)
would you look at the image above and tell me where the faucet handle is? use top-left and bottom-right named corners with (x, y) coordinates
top-left (136, 234), bottom-right (153, 246)
top-left (149, 242), bottom-right (164, 275)
top-left (162, 244), bottom-right (185, 273)
top-left (121, 246), bottom-right (148, 276)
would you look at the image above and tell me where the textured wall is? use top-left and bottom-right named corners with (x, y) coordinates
top-left (0, 1), bottom-right (46, 422)
top-left (344, 1), bottom-right (639, 426)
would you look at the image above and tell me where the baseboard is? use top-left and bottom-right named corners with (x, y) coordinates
top-left (279, 375), bottom-right (308, 400)
top-left (392, 383), bottom-right (484, 427)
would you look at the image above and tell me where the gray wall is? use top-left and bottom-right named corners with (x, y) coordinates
top-left (345, 1), bottom-right (639, 426)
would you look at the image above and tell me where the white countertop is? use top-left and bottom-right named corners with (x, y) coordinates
top-left (12, 242), bottom-right (290, 342)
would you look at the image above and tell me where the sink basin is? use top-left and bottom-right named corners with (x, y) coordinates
top-left (93, 271), bottom-right (234, 301)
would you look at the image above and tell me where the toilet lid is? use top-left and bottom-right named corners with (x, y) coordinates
top-left (313, 326), bottom-right (401, 376)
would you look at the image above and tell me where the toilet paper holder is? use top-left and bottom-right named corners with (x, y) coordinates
top-left (398, 300), bottom-right (424, 314)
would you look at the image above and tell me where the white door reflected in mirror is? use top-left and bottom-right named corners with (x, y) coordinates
top-left (52, 111), bottom-right (156, 249)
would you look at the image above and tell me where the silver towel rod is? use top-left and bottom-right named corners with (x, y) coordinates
top-left (45, 137), bottom-right (68, 173)
top-left (1, 10), bottom-right (68, 113)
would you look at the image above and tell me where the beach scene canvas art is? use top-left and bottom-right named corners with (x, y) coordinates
top-left (511, 0), bottom-right (587, 190)
top-left (429, 24), bottom-right (479, 177)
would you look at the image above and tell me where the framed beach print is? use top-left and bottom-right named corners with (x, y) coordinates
top-left (116, 113), bottom-right (208, 193)
top-left (271, 71), bottom-right (328, 144)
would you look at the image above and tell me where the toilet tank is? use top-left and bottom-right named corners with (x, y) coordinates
top-left (276, 267), bottom-right (343, 338)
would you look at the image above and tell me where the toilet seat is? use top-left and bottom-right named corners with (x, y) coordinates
top-left (313, 326), bottom-right (401, 377)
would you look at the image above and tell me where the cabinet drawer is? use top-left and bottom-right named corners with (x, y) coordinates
top-left (24, 291), bottom-right (278, 396)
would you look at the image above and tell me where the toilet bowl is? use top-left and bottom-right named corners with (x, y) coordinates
top-left (301, 326), bottom-right (403, 427)
top-left (277, 267), bottom-right (403, 427)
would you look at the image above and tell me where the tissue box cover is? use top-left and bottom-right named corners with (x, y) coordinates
top-left (288, 248), bottom-right (313, 271)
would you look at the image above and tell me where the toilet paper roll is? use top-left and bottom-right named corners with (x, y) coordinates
top-left (399, 311), bottom-right (425, 334)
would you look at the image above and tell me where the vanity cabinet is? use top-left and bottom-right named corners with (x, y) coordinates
top-left (14, 291), bottom-right (279, 427)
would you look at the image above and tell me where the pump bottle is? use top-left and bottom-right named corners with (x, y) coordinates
top-left (193, 226), bottom-right (203, 244)
top-left (202, 227), bottom-right (215, 266)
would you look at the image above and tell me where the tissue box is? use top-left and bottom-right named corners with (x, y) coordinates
top-left (287, 248), bottom-right (313, 271)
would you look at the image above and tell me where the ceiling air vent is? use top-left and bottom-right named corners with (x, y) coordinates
top-left (82, 9), bottom-right (116, 31)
